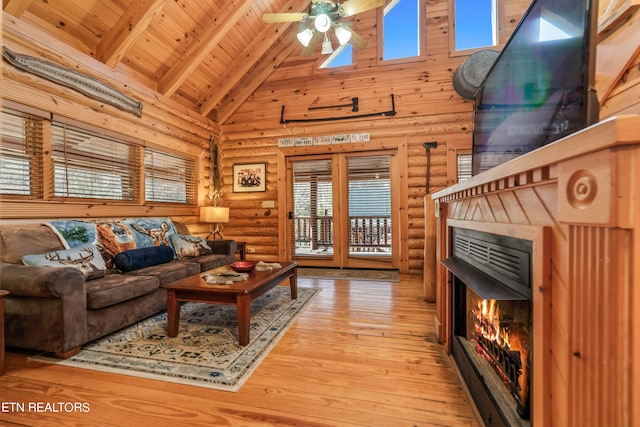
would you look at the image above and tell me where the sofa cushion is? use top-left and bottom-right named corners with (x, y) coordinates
top-left (0, 225), bottom-right (66, 264)
top-left (125, 260), bottom-right (201, 285)
top-left (169, 234), bottom-right (212, 259)
top-left (86, 274), bottom-right (160, 309)
top-left (114, 246), bottom-right (174, 272)
top-left (22, 244), bottom-right (107, 280)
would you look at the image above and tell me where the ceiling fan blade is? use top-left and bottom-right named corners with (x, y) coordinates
top-left (344, 27), bottom-right (368, 50)
top-left (262, 13), bottom-right (307, 24)
top-left (301, 31), bottom-right (323, 56)
top-left (339, 0), bottom-right (386, 17)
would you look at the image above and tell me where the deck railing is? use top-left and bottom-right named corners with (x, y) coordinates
top-left (294, 215), bottom-right (391, 254)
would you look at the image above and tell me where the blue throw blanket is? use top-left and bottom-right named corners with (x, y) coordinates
top-left (46, 217), bottom-right (178, 268)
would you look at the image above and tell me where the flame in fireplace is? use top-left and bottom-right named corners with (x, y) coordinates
top-left (473, 298), bottom-right (530, 411)
top-left (476, 299), bottom-right (510, 346)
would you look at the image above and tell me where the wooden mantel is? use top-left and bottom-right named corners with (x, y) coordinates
top-left (432, 115), bottom-right (640, 427)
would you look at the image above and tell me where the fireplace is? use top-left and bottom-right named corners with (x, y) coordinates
top-left (443, 227), bottom-right (532, 427)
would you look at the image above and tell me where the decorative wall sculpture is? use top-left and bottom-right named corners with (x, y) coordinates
top-left (2, 47), bottom-right (143, 117)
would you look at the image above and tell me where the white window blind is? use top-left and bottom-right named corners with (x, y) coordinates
top-left (0, 108), bottom-right (44, 197)
top-left (144, 147), bottom-right (196, 204)
top-left (51, 122), bottom-right (139, 200)
top-left (457, 153), bottom-right (473, 182)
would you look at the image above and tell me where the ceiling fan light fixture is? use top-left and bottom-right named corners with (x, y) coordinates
top-left (321, 33), bottom-right (334, 54)
top-left (297, 28), bottom-right (314, 47)
top-left (314, 13), bottom-right (332, 32)
top-left (334, 25), bottom-right (352, 46)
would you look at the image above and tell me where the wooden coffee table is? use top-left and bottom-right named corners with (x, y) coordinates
top-left (164, 262), bottom-right (298, 346)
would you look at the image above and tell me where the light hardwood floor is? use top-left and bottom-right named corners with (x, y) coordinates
top-left (1, 275), bottom-right (480, 426)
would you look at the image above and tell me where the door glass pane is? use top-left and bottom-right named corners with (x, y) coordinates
top-left (292, 159), bottom-right (333, 257)
top-left (347, 155), bottom-right (392, 257)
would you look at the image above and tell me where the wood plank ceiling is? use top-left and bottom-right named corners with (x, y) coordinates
top-left (2, 0), bottom-right (325, 124)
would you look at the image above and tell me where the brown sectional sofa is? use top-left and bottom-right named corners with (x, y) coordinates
top-left (0, 219), bottom-right (235, 358)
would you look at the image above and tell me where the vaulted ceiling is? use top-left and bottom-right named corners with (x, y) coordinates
top-left (3, 0), bottom-right (368, 124)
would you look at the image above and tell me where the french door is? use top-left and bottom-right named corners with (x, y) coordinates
top-left (285, 151), bottom-right (398, 269)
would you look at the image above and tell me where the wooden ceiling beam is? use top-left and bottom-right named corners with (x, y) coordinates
top-left (215, 28), bottom-right (300, 124)
top-left (95, 0), bottom-right (167, 68)
top-left (3, 0), bottom-right (32, 17)
top-left (197, 0), bottom-right (310, 117)
top-left (157, 0), bottom-right (255, 97)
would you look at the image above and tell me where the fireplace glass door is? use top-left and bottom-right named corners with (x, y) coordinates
top-left (452, 276), bottom-right (532, 427)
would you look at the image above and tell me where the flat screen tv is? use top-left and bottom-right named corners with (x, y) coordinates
top-left (472, 0), bottom-right (600, 174)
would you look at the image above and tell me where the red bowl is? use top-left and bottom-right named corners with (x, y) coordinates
top-left (230, 261), bottom-right (257, 273)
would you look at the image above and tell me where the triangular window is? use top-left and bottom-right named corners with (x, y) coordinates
top-left (320, 44), bottom-right (352, 69)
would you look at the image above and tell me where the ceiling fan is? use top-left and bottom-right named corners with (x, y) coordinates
top-left (262, 0), bottom-right (385, 56)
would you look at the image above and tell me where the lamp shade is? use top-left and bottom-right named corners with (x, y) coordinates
top-left (297, 28), bottom-right (314, 47)
top-left (200, 206), bottom-right (229, 223)
top-left (335, 25), bottom-right (352, 46)
top-left (321, 33), bottom-right (334, 54)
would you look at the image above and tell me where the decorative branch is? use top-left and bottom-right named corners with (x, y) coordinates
top-left (208, 136), bottom-right (224, 206)
top-left (2, 47), bottom-right (143, 117)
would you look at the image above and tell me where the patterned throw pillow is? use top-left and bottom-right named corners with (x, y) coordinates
top-left (22, 244), bottom-right (107, 280)
top-left (169, 234), bottom-right (212, 260)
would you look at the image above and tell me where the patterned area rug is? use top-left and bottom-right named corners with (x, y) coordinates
top-left (297, 268), bottom-right (400, 282)
top-left (34, 286), bottom-right (318, 392)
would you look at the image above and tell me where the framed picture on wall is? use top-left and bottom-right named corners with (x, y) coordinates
top-left (233, 163), bottom-right (266, 192)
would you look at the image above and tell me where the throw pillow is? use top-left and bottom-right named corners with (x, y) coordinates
top-left (22, 244), bottom-right (107, 280)
top-left (114, 245), bottom-right (175, 272)
top-left (169, 234), bottom-right (212, 260)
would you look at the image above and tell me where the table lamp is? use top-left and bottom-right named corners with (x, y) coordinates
top-left (200, 206), bottom-right (229, 239)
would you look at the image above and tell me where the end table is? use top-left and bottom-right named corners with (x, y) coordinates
top-left (235, 241), bottom-right (247, 260)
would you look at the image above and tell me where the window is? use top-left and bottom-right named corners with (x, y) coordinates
top-left (1, 105), bottom-right (196, 205)
top-left (383, 0), bottom-right (421, 60)
top-left (145, 147), bottom-right (196, 204)
top-left (454, 0), bottom-right (496, 50)
top-left (320, 44), bottom-right (352, 69)
top-left (0, 108), bottom-right (44, 197)
top-left (51, 123), bottom-right (139, 200)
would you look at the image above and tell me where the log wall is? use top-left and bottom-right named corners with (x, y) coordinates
top-left (220, 0), bottom-right (532, 274)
